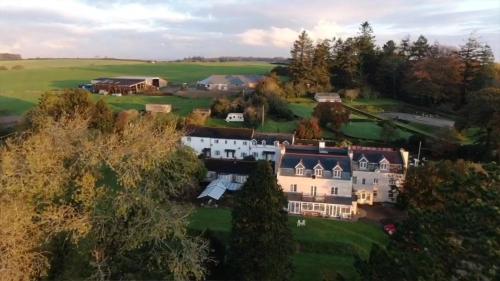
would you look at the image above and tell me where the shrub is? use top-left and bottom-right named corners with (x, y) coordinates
top-left (11, 65), bottom-right (24, 70)
top-left (0, 66), bottom-right (8, 71)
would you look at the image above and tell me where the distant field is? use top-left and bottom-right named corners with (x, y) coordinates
top-left (189, 207), bottom-right (387, 280)
top-left (0, 59), bottom-right (273, 116)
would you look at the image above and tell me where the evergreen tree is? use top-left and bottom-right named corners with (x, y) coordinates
top-left (356, 22), bottom-right (379, 87)
top-left (331, 37), bottom-right (360, 88)
top-left (229, 161), bottom-right (294, 281)
top-left (289, 31), bottom-right (314, 93)
top-left (410, 35), bottom-right (430, 61)
top-left (311, 39), bottom-right (332, 92)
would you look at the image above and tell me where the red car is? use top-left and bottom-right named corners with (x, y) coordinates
top-left (384, 224), bottom-right (397, 235)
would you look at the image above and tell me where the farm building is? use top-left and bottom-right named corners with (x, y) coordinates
top-left (91, 78), bottom-right (147, 95)
top-left (315, 92), bottom-right (342, 103)
top-left (91, 76), bottom-right (167, 95)
top-left (145, 104), bottom-right (172, 114)
top-left (196, 75), bottom-right (264, 91)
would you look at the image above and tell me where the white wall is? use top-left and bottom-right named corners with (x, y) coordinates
top-left (352, 171), bottom-right (404, 203)
top-left (181, 136), bottom-right (282, 161)
top-left (277, 175), bottom-right (352, 197)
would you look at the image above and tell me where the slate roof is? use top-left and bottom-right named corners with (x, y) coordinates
top-left (351, 146), bottom-right (403, 165)
top-left (253, 132), bottom-right (294, 144)
top-left (204, 159), bottom-right (257, 175)
top-left (198, 75), bottom-right (264, 86)
top-left (280, 146), bottom-right (351, 173)
top-left (93, 77), bottom-right (145, 86)
top-left (185, 126), bottom-right (253, 140)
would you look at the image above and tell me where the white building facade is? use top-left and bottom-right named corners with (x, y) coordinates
top-left (181, 126), bottom-right (294, 162)
top-left (277, 145), bottom-right (357, 219)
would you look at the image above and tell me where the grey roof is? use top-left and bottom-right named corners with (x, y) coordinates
top-left (198, 75), bottom-right (264, 86)
top-left (253, 132), bottom-right (294, 144)
top-left (185, 126), bottom-right (254, 140)
top-left (352, 146), bottom-right (403, 165)
top-left (281, 145), bottom-right (351, 172)
top-left (93, 77), bottom-right (145, 86)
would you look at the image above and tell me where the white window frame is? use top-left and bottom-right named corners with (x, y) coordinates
top-left (310, 186), bottom-right (317, 196)
top-left (296, 168), bottom-right (304, 176)
top-left (331, 187), bottom-right (338, 195)
top-left (333, 169), bottom-right (342, 178)
top-left (314, 168), bottom-right (323, 177)
top-left (215, 150), bottom-right (220, 156)
top-left (359, 160), bottom-right (367, 169)
top-left (380, 163), bottom-right (388, 170)
top-left (373, 178), bottom-right (378, 184)
top-left (290, 184), bottom-right (297, 192)
top-left (214, 139), bottom-right (219, 144)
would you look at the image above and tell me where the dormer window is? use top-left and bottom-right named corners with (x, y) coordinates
top-left (295, 162), bottom-right (305, 176)
top-left (274, 140), bottom-right (279, 146)
top-left (359, 160), bottom-right (367, 169)
top-left (283, 141), bottom-right (290, 145)
top-left (251, 139), bottom-right (257, 145)
top-left (379, 158), bottom-right (389, 170)
top-left (313, 162), bottom-right (323, 177)
top-left (332, 163), bottom-right (343, 178)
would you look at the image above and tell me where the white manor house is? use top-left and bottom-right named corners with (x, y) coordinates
top-left (182, 126), bottom-right (409, 219)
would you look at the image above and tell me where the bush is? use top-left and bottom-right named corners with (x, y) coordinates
top-left (11, 65), bottom-right (24, 70)
top-left (343, 88), bottom-right (360, 102)
top-left (0, 66), bottom-right (8, 71)
top-left (296, 118), bottom-right (322, 139)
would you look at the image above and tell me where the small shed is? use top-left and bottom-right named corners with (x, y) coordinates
top-left (225, 113), bottom-right (244, 122)
top-left (145, 104), bottom-right (172, 114)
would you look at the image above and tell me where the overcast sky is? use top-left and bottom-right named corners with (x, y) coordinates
top-left (0, 0), bottom-right (499, 60)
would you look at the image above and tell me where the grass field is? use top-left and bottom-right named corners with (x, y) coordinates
top-left (341, 121), bottom-right (413, 141)
top-left (189, 208), bottom-right (387, 280)
top-left (0, 59), bottom-right (273, 116)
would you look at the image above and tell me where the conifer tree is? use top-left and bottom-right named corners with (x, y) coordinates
top-left (229, 161), bottom-right (294, 281)
top-left (289, 30), bottom-right (314, 90)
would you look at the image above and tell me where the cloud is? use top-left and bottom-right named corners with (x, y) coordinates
top-left (238, 20), bottom-right (345, 48)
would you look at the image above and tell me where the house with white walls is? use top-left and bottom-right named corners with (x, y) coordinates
top-left (349, 146), bottom-right (409, 205)
top-left (181, 126), bottom-right (294, 162)
top-left (277, 144), bottom-right (357, 219)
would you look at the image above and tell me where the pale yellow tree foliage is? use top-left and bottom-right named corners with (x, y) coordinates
top-left (0, 114), bottom-right (208, 281)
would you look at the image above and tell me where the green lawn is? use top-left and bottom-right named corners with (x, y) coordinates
top-left (341, 121), bottom-right (413, 141)
top-left (189, 208), bottom-right (387, 280)
top-left (0, 59), bottom-right (272, 116)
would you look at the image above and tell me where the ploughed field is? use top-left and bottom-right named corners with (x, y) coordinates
top-left (0, 59), bottom-right (273, 116)
top-left (189, 207), bottom-right (388, 281)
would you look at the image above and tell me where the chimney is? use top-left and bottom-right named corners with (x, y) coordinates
top-left (318, 140), bottom-right (327, 153)
top-left (348, 146), bottom-right (353, 160)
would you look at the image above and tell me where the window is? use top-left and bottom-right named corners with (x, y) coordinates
top-left (262, 140), bottom-right (266, 145)
top-left (353, 176), bottom-right (357, 184)
top-left (373, 178), bottom-right (378, 184)
top-left (251, 139), bottom-right (257, 145)
top-left (380, 163), bottom-right (388, 170)
top-left (331, 187), bottom-right (338, 195)
top-left (373, 188), bottom-right (378, 198)
top-left (361, 193), bottom-right (365, 199)
top-left (359, 160), bottom-right (367, 169)
top-left (310, 186), bottom-right (317, 196)
top-left (333, 170), bottom-right (342, 178)
top-left (362, 178), bottom-right (366, 185)
top-left (243, 141), bottom-right (247, 145)
top-left (214, 139), bottom-right (219, 144)
top-left (233, 141), bottom-right (236, 145)
top-left (186, 137), bottom-right (191, 142)
top-left (296, 168), bottom-right (304, 176)
top-left (253, 152), bottom-right (259, 158)
top-left (215, 150), bottom-right (220, 156)
top-left (224, 140), bottom-right (227, 144)
top-left (241, 152), bottom-right (246, 157)
top-left (290, 184), bottom-right (297, 192)
top-left (314, 168), bottom-right (323, 177)
top-left (389, 178), bottom-right (396, 185)
top-left (200, 138), bottom-right (204, 143)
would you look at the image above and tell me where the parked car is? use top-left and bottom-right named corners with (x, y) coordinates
top-left (384, 224), bottom-right (397, 235)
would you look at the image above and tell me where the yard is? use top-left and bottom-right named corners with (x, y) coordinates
top-left (189, 207), bottom-right (388, 280)
top-left (0, 59), bottom-right (273, 116)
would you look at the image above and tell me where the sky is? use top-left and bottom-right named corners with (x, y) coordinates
top-left (0, 0), bottom-right (499, 60)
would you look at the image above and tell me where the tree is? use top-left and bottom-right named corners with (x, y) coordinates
top-left (0, 114), bottom-right (209, 281)
top-left (256, 72), bottom-right (285, 97)
top-left (210, 98), bottom-right (232, 118)
top-left (311, 39), bottom-right (332, 92)
top-left (331, 37), bottom-right (360, 89)
top-left (374, 40), bottom-right (405, 98)
top-left (461, 87), bottom-right (500, 161)
top-left (185, 111), bottom-right (208, 126)
top-left (243, 106), bottom-right (261, 128)
top-left (458, 36), bottom-right (495, 106)
top-left (90, 99), bottom-right (114, 132)
top-left (357, 161), bottom-right (500, 280)
top-left (356, 22), bottom-right (379, 87)
top-left (313, 103), bottom-right (350, 132)
top-left (410, 35), bottom-right (430, 61)
top-left (379, 119), bottom-right (399, 143)
top-left (289, 31), bottom-right (314, 94)
top-left (229, 161), bottom-right (294, 280)
top-left (296, 118), bottom-right (322, 139)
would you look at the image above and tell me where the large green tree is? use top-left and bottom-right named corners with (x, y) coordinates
top-left (229, 161), bottom-right (294, 281)
top-left (313, 102), bottom-right (350, 132)
top-left (311, 39), bottom-right (333, 92)
top-left (357, 160), bottom-right (500, 280)
top-left (289, 30), bottom-right (314, 94)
